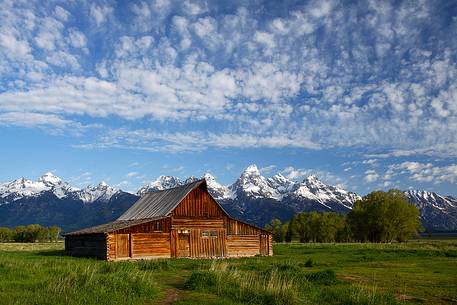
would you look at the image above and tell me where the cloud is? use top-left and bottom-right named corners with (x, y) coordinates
top-left (126, 171), bottom-right (138, 178)
top-left (75, 128), bottom-right (319, 153)
top-left (89, 4), bottom-right (112, 26)
top-left (364, 170), bottom-right (379, 183)
top-left (260, 165), bottom-right (276, 174)
top-left (388, 162), bottom-right (457, 184)
top-left (0, 0), bottom-right (456, 160)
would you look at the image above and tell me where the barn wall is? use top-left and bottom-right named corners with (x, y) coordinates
top-left (226, 235), bottom-right (260, 257)
top-left (107, 231), bottom-right (171, 260)
top-left (65, 234), bottom-right (107, 259)
top-left (172, 187), bottom-right (225, 217)
top-left (116, 218), bottom-right (171, 234)
top-left (226, 218), bottom-right (262, 235)
top-left (172, 217), bottom-right (224, 229)
top-left (131, 233), bottom-right (171, 258)
top-left (188, 228), bottom-right (226, 258)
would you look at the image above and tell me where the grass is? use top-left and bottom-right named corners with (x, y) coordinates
top-left (0, 240), bottom-right (456, 305)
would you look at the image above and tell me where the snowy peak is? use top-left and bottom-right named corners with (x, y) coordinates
top-left (230, 164), bottom-right (282, 200)
top-left (0, 172), bottom-right (76, 203)
top-left (292, 176), bottom-right (360, 209)
top-left (76, 182), bottom-right (119, 203)
top-left (243, 164), bottom-right (261, 175)
top-left (137, 175), bottom-right (183, 195)
top-left (268, 173), bottom-right (296, 194)
top-left (203, 173), bottom-right (233, 200)
top-left (405, 190), bottom-right (457, 210)
top-left (39, 172), bottom-right (62, 186)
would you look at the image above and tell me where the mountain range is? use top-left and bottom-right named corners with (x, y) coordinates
top-left (1, 165), bottom-right (456, 232)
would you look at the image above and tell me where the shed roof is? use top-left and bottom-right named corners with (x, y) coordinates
top-left (117, 179), bottom-right (209, 220)
top-left (63, 217), bottom-right (166, 236)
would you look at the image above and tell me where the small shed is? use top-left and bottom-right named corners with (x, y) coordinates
top-left (64, 179), bottom-right (272, 260)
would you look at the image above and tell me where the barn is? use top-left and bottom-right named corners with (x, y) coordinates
top-left (64, 179), bottom-right (272, 260)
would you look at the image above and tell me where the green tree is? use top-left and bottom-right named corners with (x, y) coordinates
top-left (48, 226), bottom-right (61, 242)
top-left (347, 189), bottom-right (421, 242)
top-left (0, 227), bottom-right (12, 242)
top-left (266, 219), bottom-right (284, 242)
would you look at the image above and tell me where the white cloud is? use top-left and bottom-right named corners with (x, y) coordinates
top-left (126, 171), bottom-right (138, 178)
top-left (54, 6), bottom-right (70, 21)
top-left (90, 4), bottom-right (112, 26)
top-left (388, 162), bottom-right (457, 184)
top-left (260, 165), bottom-right (276, 174)
top-left (68, 28), bottom-right (87, 49)
top-left (364, 170), bottom-right (379, 183)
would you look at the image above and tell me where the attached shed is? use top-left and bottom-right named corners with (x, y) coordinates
top-left (64, 179), bottom-right (272, 260)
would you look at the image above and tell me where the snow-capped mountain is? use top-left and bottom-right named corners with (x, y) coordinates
top-left (75, 181), bottom-right (120, 203)
top-left (404, 190), bottom-right (457, 231)
top-left (203, 173), bottom-right (234, 200)
top-left (0, 173), bottom-right (119, 205)
top-left (0, 172), bottom-right (77, 204)
top-left (229, 165), bottom-right (283, 200)
top-left (137, 175), bottom-right (183, 195)
top-left (290, 175), bottom-right (361, 210)
top-left (1, 166), bottom-right (457, 231)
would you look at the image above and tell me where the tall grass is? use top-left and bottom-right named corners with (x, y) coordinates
top-left (186, 261), bottom-right (298, 305)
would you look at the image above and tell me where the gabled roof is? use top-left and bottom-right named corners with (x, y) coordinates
top-left (63, 217), bottom-right (166, 236)
top-left (117, 179), bottom-right (210, 220)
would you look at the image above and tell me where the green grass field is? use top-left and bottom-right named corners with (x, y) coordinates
top-left (0, 240), bottom-right (456, 305)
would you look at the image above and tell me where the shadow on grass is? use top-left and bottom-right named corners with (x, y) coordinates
top-left (36, 250), bottom-right (67, 257)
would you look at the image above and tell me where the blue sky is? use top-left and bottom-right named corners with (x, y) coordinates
top-left (1, 0), bottom-right (457, 195)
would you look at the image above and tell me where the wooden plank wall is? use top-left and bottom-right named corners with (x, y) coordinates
top-left (131, 233), bottom-right (171, 258)
top-left (189, 228), bottom-right (226, 258)
top-left (65, 234), bottom-right (107, 259)
top-left (116, 218), bottom-right (171, 234)
top-left (172, 187), bottom-right (224, 217)
top-left (226, 235), bottom-right (260, 257)
top-left (172, 217), bottom-right (224, 229)
top-left (226, 218), bottom-right (262, 235)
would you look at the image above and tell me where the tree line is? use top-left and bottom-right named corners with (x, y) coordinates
top-left (0, 224), bottom-right (61, 242)
top-left (265, 190), bottom-right (422, 243)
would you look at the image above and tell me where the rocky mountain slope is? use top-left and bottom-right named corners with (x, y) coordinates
top-left (0, 166), bottom-right (456, 231)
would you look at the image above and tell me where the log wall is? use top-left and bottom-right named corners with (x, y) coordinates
top-left (226, 235), bottom-right (260, 257)
top-left (65, 234), bottom-right (107, 259)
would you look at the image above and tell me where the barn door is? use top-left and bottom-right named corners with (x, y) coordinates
top-left (260, 234), bottom-right (269, 256)
top-left (177, 233), bottom-right (190, 257)
top-left (116, 234), bottom-right (130, 258)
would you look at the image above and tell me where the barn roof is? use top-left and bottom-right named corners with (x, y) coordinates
top-left (117, 179), bottom-right (210, 220)
top-left (63, 217), bottom-right (166, 236)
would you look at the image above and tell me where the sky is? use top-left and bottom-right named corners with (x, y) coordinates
top-left (1, 0), bottom-right (457, 196)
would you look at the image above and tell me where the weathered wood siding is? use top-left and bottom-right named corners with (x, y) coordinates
top-left (131, 233), bottom-right (171, 258)
top-left (226, 235), bottom-right (260, 257)
top-left (227, 218), bottom-right (262, 235)
top-left (65, 234), bottom-right (107, 259)
top-left (172, 187), bottom-right (225, 217)
top-left (116, 218), bottom-right (171, 233)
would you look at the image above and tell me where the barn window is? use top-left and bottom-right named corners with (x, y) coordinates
top-left (210, 230), bottom-right (217, 238)
top-left (154, 221), bottom-right (162, 232)
top-left (201, 230), bottom-right (209, 238)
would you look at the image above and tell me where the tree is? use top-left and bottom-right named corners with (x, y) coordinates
top-left (266, 219), bottom-right (284, 242)
top-left (347, 189), bottom-right (421, 242)
top-left (0, 227), bottom-right (12, 242)
top-left (48, 226), bottom-right (61, 242)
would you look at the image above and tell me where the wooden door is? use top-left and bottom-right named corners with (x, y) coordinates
top-left (177, 233), bottom-right (190, 257)
top-left (260, 234), bottom-right (269, 256)
top-left (116, 234), bottom-right (130, 258)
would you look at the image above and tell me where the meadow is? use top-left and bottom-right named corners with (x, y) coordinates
top-left (0, 240), bottom-right (456, 305)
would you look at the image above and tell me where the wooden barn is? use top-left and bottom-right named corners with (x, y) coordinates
top-left (64, 179), bottom-right (272, 260)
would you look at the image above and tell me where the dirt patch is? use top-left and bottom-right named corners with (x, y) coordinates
top-left (397, 294), bottom-right (427, 303)
top-left (156, 288), bottom-right (182, 305)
